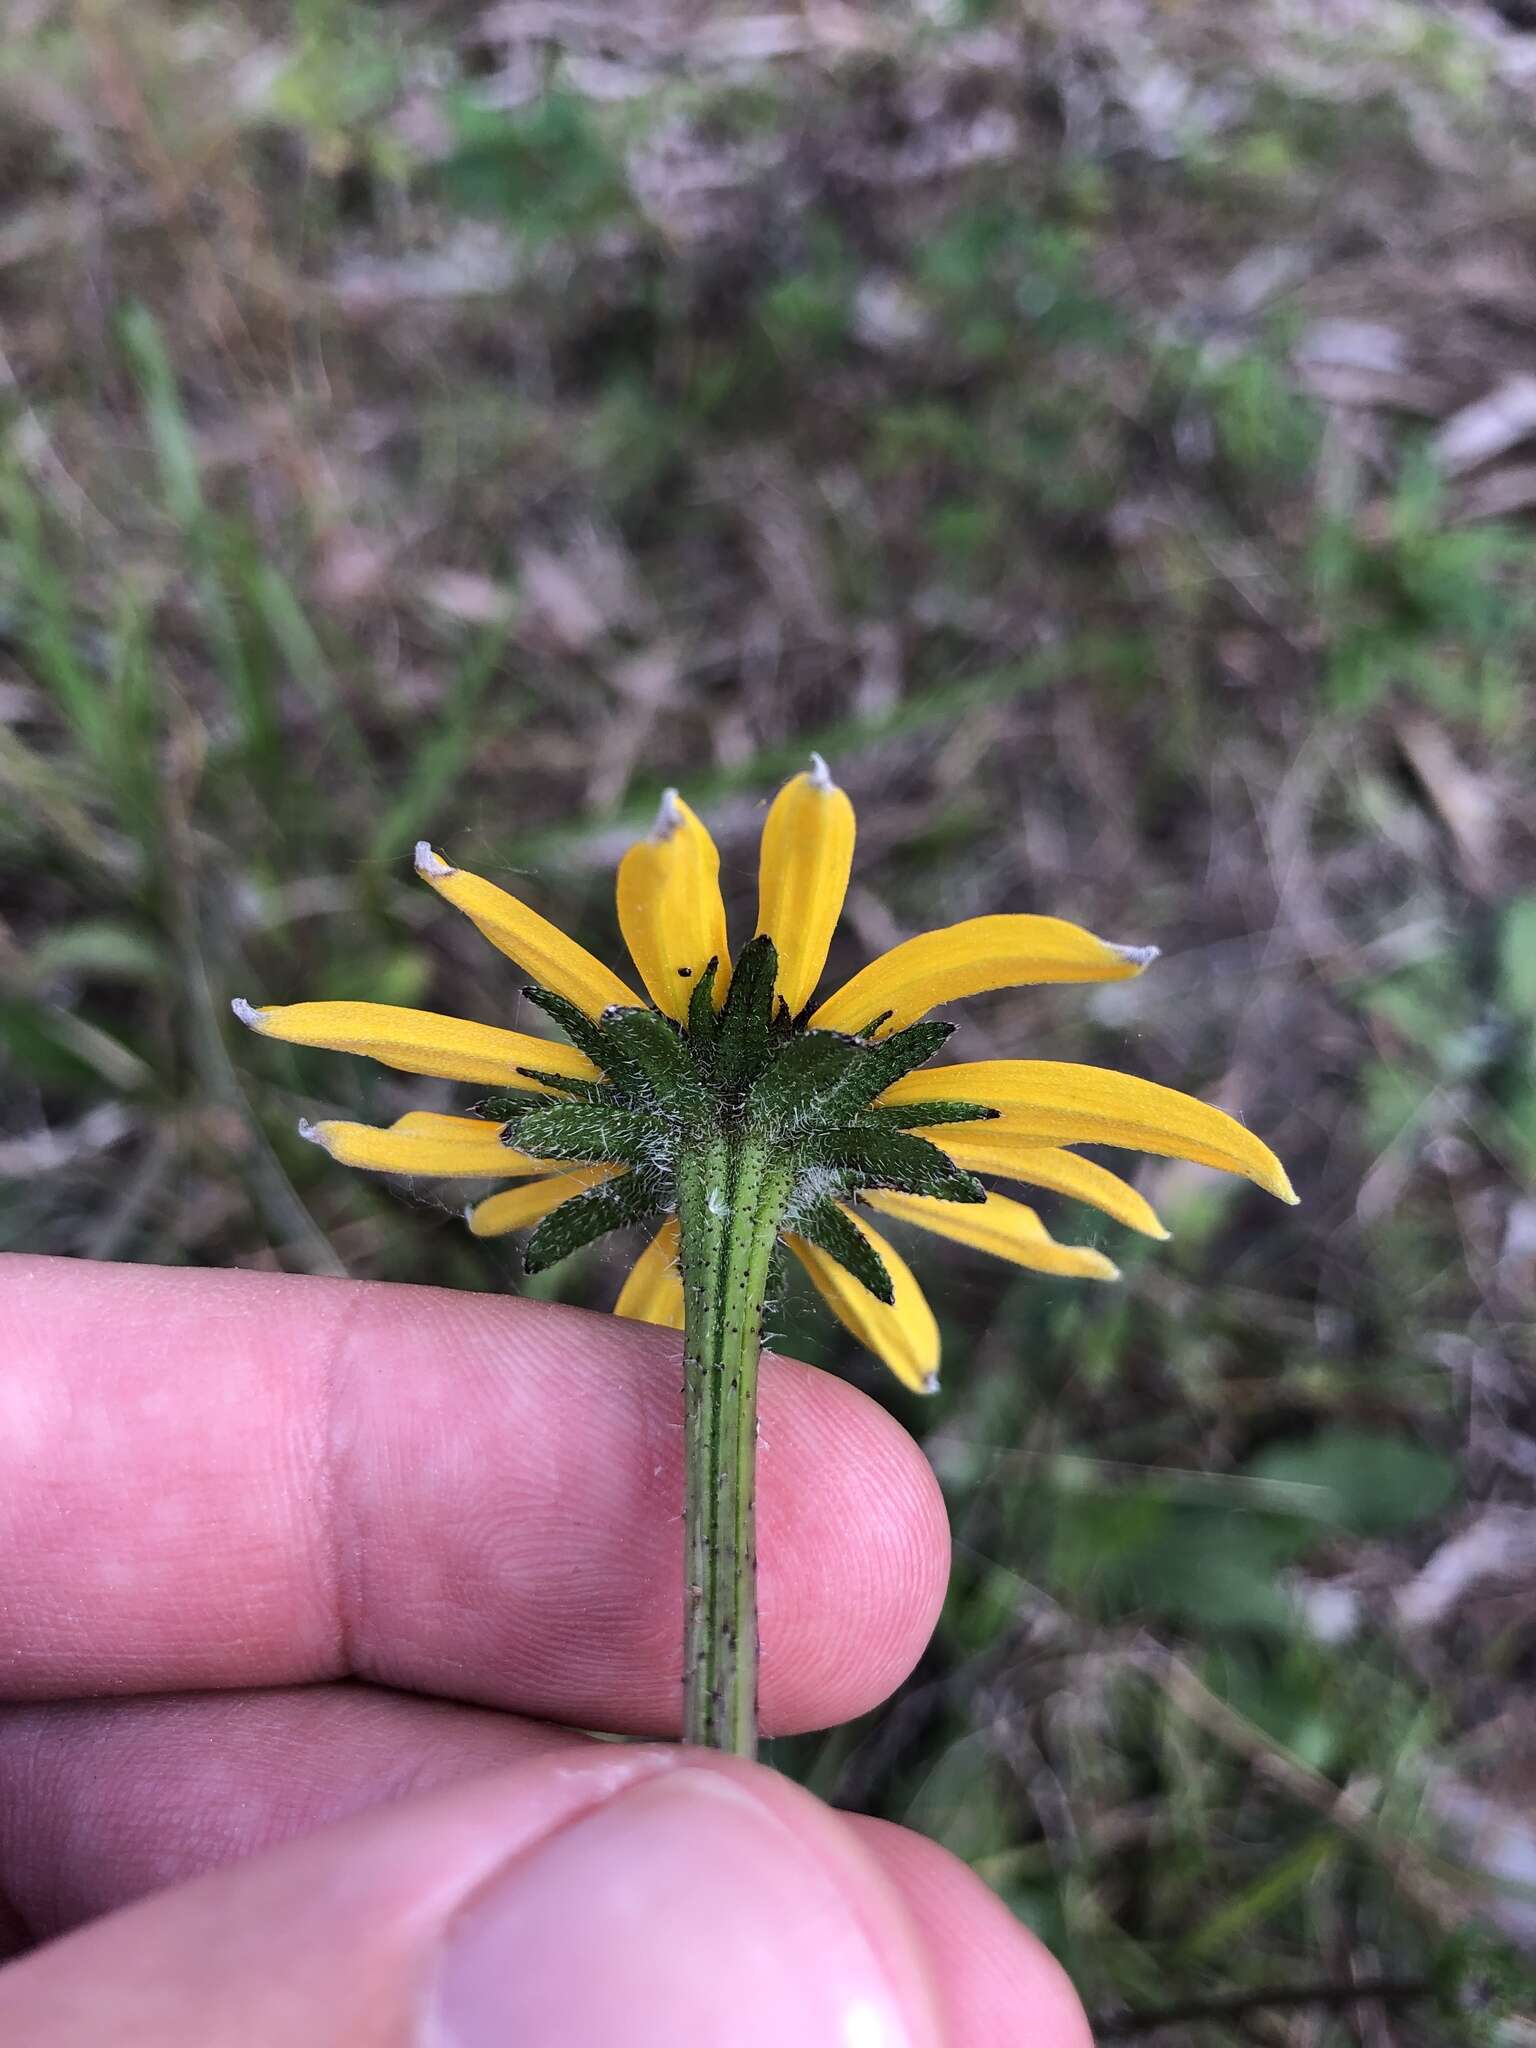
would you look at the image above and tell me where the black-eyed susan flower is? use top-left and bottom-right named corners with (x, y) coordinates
top-left (233, 755), bottom-right (1294, 1753)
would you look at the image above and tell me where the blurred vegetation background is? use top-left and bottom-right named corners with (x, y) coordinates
top-left (4, 0), bottom-right (1536, 2038)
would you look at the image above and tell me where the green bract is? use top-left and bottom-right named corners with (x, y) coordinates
top-left (505, 935), bottom-right (993, 1301)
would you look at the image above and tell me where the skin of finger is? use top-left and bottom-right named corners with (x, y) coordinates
top-left (847, 1818), bottom-right (1094, 2048)
top-left (0, 1691), bottom-right (1093, 2046)
top-left (0, 1687), bottom-right (576, 1948)
top-left (0, 1747), bottom-right (950, 2047)
top-left (0, 1255), bottom-right (948, 1734)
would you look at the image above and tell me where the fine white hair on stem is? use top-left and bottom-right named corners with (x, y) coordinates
top-left (651, 787), bottom-right (685, 840)
top-left (414, 841), bottom-right (455, 879)
top-left (807, 751), bottom-right (835, 791)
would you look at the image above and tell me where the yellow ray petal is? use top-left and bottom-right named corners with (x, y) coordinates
top-left (929, 1135), bottom-right (1169, 1240)
top-left (616, 790), bottom-right (732, 1022)
top-left (232, 998), bottom-right (600, 1090)
top-left (414, 844), bottom-right (641, 1017)
top-left (864, 1187), bottom-right (1120, 1281)
top-left (786, 1208), bottom-right (940, 1394)
top-left (883, 1061), bottom-right (1297, 1203)
top-left (614, 1216), bottom-right (684, 1329)
top-left (810, 916), bottom-right (1157, 1036)
top-left (299, 1111), bottom-right (559, 1179)
top-left (755, 753), bottom-right (856, 1016)
top-left (466, 1166), bottom-right (618, 1238)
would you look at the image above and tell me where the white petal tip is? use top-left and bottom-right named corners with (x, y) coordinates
top-left (921, 1372), bottom-right (941, 1396)
top-left (230, 997), bottom-right (267, 1029)
top-left (806, 751), bottom-right (836, 791)
top-left (650, 787), bottom-right (685, 840)
top-left (1112, 944), bottom-right (1160, 970)
top-left (296, 1117), bottom-right (320, 1144)
top-left (414, 841), bottom-right (455, 879)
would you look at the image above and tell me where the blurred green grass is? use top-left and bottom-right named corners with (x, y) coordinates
top-left (4, 1), bottom-right (1536, 2036)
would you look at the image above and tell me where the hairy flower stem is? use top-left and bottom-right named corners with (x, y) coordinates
top-left (675, 1133), bottom-right (795, 1756)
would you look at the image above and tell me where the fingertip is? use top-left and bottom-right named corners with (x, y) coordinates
top-left (758, 1354), bottom-right (950, 1732)
top-left (434, 1758), bottom-right (946, 2048)
top-left (849, 1816), bottom-right (1094, 2048)
top-left (0, 1260), bottom-right (951, 1739)
top-left (0, 1748), bottom-right (952, 2047)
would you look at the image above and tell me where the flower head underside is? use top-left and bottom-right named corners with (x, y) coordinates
top-left (234, 757), bottom-right (1295, 1390)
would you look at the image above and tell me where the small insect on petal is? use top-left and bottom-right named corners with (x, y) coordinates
top-left (616, 788), bottom-right (732, 1021)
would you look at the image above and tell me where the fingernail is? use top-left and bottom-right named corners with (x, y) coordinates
top-left (431, 1768), bottom-right (924, 2048)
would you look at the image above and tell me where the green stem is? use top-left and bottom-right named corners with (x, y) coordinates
top-left (675, 1133), bottom-right (794, 1756)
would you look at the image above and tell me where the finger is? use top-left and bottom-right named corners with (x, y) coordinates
top-left (0, 1686), bottom-right (571, 1949)
top-left (848, 1818), bottom-right (1093, 2048)
top-left (0, 1748), bottom-right (967, 2048)
top-left (0, 1255), bottom-right (947, 1734)
top-left (0, 1693), bottom-right (1092, 2045)
top-left (0, 1692), bottom-right (1093, 2048)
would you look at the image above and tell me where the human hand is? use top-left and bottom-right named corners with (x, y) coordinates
top-left (0, 1255), bottom-right (1089, 2045)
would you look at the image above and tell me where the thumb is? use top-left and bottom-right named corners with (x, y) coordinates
top-left (0, 1745), bottom-right (945, 2047)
